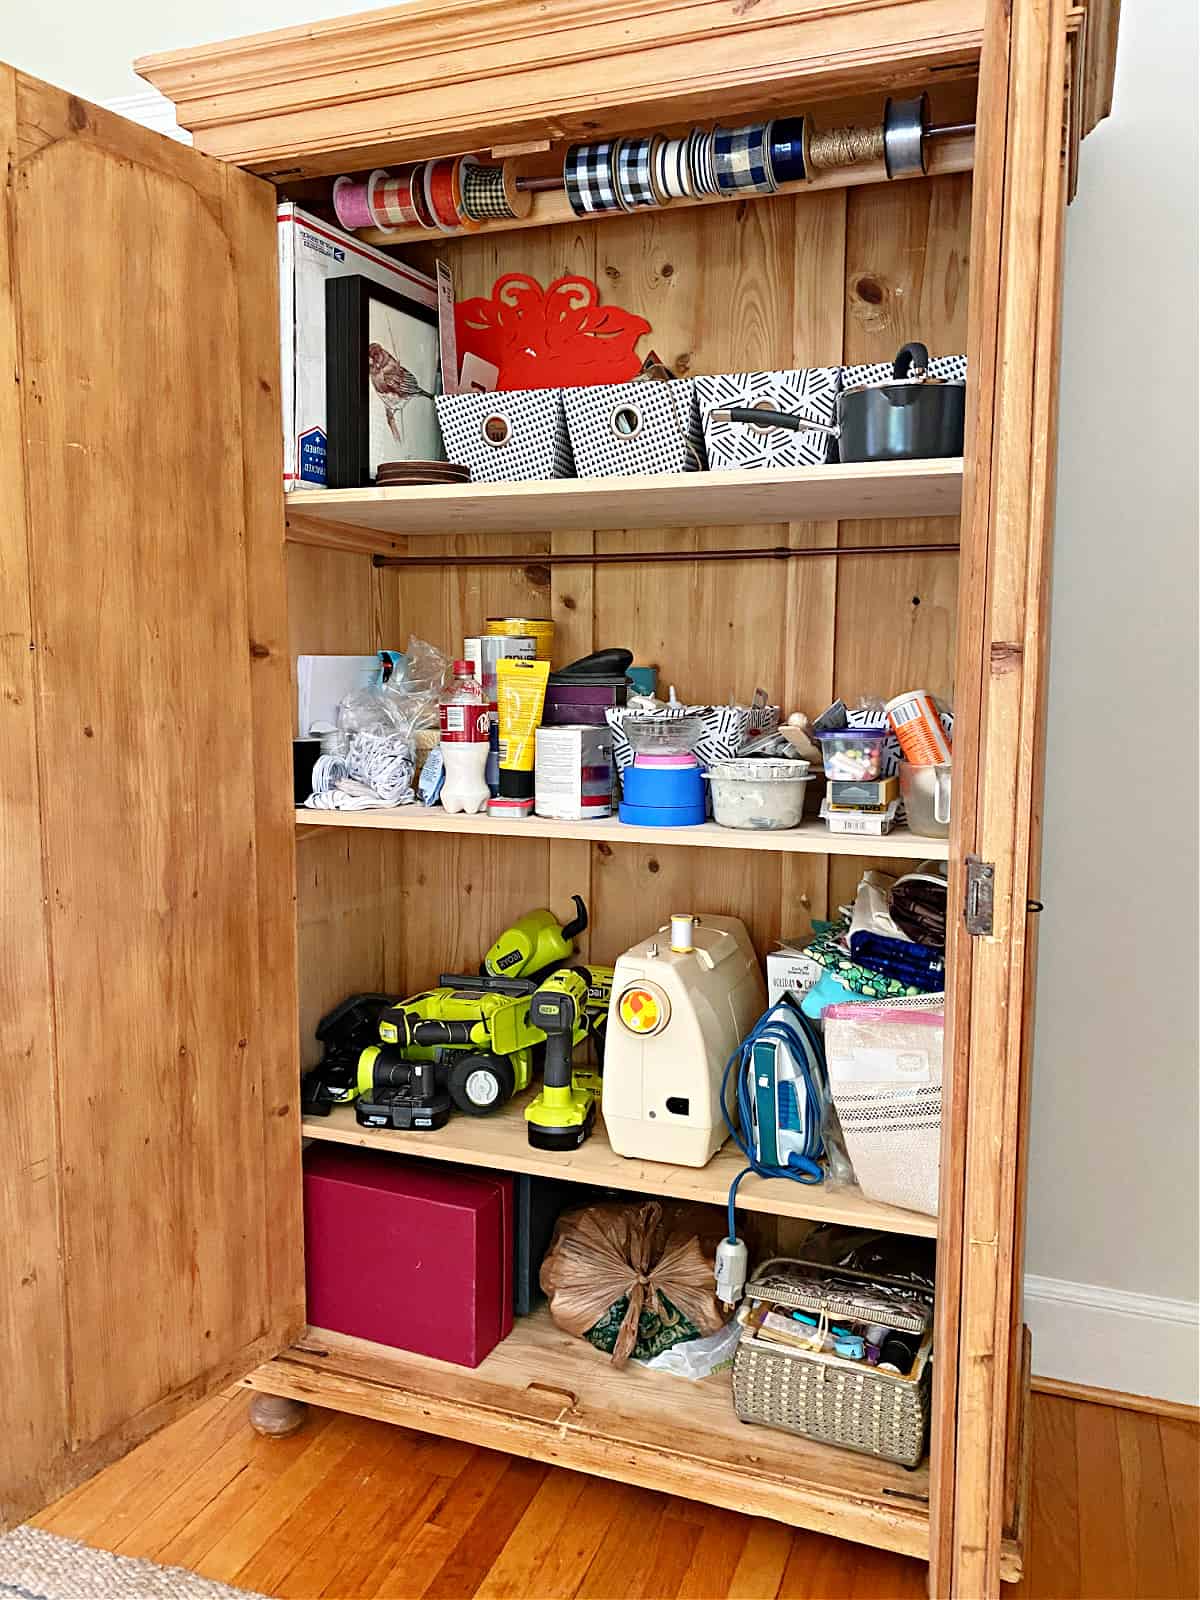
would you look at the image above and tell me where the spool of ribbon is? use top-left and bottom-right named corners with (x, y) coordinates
top-left (371, 164), bottom-right (429, 230)
top-left (564, 141), bottom-right (624, 217)
top-left (459, 158), bottom-right (532, 222)
top-left (333, 171), bottom-right (389, 232)
top-left (712, 123), bottom-right (777, 196)
top-left (769, 118), bottom-right (807, 184)
top-left (424, 156), bottom-right (465, 233)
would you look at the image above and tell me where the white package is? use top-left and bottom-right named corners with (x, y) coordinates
top-left (277, 204), bottom-right (438, 489)
top-left (823, 1005), bottom-right (943, 1217)
top-left (766, 945), bottom-right (822, 1007)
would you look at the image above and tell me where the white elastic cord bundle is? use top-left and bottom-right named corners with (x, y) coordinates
top-left (305, 732), bottom-right (416, 811)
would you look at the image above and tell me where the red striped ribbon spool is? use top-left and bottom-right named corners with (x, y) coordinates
top-left (424, 157), bottom-right (464, 233)
top-left (370, 165), bottom-right (427, 229)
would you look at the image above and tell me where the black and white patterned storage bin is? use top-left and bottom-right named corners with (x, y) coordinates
top-left (434, 388), bottom-right (575, 483)
top-left (841, 353), bottom-right (968, 389)
top-left (696, 368), bottom-right (842, 471)
top-left (562, 379), bottom-right (705, 479)
top-left (605, 702), bottom-right (781, 776)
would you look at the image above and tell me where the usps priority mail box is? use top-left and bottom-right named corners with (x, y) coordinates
top-left (277, 205), bottom-right (438, 489)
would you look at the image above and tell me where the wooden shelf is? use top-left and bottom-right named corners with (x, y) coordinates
top-left (284, 459), bottom-right (964, 552)
top-left (244, 1313), bottom-right (933, 1555)
top-left (302, 1097), bottom-right (938, 1238)
top-left (295, 806), bottom-right (950, 862)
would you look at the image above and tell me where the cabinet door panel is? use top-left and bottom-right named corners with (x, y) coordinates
top-left (1, 71), bottom-right (300, 1522)
top-left (928, 0), bottom-right (1069, 1594)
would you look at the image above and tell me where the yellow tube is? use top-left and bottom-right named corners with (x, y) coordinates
top-left (495, 657), bottom-right (550, 798)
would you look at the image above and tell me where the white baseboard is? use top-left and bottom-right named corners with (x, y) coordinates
top-left (1024, 1274), bottom-right (1200, 1406)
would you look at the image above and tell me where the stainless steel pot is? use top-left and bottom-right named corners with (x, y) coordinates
top-left (710, 343), bottom-right (965, 463)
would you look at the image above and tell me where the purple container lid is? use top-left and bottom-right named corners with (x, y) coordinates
top-left (815, 727), bottom-right (887, 742)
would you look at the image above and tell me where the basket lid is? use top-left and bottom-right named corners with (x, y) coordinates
top-left (745, 1258), bottom-right (931, 1336)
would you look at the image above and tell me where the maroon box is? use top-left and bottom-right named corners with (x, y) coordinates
top-left (303, 1147), bottom-right (513, 1367)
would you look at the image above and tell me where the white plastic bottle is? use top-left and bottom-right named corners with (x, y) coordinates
top-left (438, 660), bottom-right (490, 815)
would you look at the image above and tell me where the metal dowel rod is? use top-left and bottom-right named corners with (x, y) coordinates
top-left (926, 121), bottom-right (976, 139)
top-left (373, 541), bottom-right (960, 569)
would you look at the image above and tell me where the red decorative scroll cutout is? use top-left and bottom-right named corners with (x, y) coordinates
top-left (455, 273), bottom-right (652, 390)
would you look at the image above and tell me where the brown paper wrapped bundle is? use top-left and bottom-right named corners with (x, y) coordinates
top-left (539, 1201), bottom-right (727, 1367)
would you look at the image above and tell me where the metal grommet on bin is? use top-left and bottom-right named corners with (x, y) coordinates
top-left (883, 94), bottom-right (929, 179)
top-left (481, 414), bottom-right (511, 447)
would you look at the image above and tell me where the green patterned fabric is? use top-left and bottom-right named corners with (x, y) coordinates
top-left (803, 919), bottom-right (931, 1000)
top-left (583, 1292), bottom-right (701, 1361)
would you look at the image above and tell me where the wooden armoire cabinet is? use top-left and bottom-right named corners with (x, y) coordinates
top-left (1, 2), bottom-right (1120, 1594)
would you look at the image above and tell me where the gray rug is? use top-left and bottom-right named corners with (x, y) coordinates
top-left (0, 1528), bottom-right (269, 1600)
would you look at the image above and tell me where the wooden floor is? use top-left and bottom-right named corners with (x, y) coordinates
top-left (31, 1386), bottom-right (1199, 1599)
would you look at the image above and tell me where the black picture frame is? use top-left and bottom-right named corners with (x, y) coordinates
top-left (325, 274), bottom-right (441, 488)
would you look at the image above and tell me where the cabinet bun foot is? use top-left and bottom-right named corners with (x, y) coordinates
top-left (248, 1393), bottom-right (309, 1438)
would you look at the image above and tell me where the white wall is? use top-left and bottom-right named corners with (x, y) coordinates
top-left (4, 4), bottom-right (1198, 1400)
top-left (1023, 0), bottom-right (1199, 1402)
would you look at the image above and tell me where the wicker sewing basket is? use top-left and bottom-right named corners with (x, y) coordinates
top-left (732, 1259), bottom-right (933, 1468)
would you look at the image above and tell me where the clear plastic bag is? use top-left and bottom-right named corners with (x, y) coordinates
top-left (640, 1319), bottom-right (741, 1379)
top-left (306, 638), bottom-right (448, 811)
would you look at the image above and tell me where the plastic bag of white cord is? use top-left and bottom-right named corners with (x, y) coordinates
top-left (306, 637), bottom-right (448, 811)
top-left (822, 1004), bottom-right (943, 1217)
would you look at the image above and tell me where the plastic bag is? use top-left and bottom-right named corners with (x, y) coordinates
top-left (306, 638), bottom-right (447, 812)
top-left (540, 1201), bottom-right (727, 1367)
top-left (640, 1318), bottom-right (741, 1379)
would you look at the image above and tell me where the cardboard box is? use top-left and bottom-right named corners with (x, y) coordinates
top-left (820, 799), bottom-right (901, 836)
top-left (277, 205), bottom-right (438, 489)
top-left (767, 944), bottom-right (823, 1007)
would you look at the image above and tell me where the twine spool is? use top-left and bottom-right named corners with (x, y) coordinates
top-left (805, 122), bottom-right (886, 173)
top-left (459, 158), bottom-right (532, 221)
top-left (333, 173), bottom-right (381, 231)
top-left (371, 164), bottom-right (428, 229)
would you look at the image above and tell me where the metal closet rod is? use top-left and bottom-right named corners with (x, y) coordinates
top-left (373, 541), bottom-right (960, 569)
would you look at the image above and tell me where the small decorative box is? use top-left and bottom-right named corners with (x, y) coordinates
top-left (561, 379), bottom-right (705, 478)
top-left (434, 388), bottom-right (574, 482)
top-left (695, 368), bottom-right (841, 470)
top-left (841, 353), bottom-right (968, 389)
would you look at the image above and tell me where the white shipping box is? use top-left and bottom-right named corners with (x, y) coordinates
top-left (277, 204), bottom-right (439, 489)
top-left (767, 945), bottom-right (822, 1007)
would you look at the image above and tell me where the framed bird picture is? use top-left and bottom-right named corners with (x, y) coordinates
top-left (325, 275), bottom-right (442, 487)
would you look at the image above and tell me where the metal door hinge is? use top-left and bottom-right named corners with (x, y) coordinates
top-left (964, 856), bottom-right (995, 937)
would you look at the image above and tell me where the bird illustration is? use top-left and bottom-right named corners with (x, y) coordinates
top-left (368, 343), bottom-right (432, 447)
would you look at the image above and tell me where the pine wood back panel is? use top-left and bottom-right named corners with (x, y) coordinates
top-left (290, 173), bottom-right (970, 1010)
top-left (1, 74), bottom-right (302, 1516)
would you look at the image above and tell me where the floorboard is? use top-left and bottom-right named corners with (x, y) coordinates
top-left (29, 1385), bottom-right (1200, 1598)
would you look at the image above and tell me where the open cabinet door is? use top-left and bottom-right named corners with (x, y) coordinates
top-left (0, 71), bottom-right (301, 1526)
top-left (929, 0), bottom-right (1069, 1595)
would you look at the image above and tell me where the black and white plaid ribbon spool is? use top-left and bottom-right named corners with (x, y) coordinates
top-left (564, 141), bottom-right (623, 216)
top-left (615, 135), bottom-right (658, 210)
top-left (460, 159), bottom-right (518, 221)
top-left (713, 123), bottom-right (778, 195)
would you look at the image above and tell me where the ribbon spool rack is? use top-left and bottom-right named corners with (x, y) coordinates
top-left (339, 93), bottom-right (976, 247)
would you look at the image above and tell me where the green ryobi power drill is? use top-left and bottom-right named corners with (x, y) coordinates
top-left (525, 965), bottom-right (612, 1150)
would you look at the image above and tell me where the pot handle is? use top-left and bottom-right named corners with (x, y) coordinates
top-left (893, 342), bottom-right (931, 380)
top-left (709, 406), bottom-right (839, 437)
